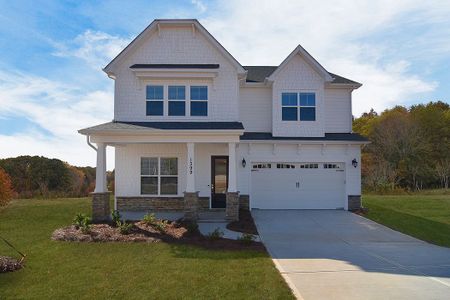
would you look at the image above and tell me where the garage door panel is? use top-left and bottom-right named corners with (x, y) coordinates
top-left (251, 163), bottom-right (345, 209)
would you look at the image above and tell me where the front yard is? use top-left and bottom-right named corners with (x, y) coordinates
top-left (362, 190), bottom-right (450, 248)
top-left (0, 198), bottom-right (293, 299)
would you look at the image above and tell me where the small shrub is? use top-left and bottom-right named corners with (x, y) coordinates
top-left (73, 213), bottom-right (87, 228)
top-left (237, 233), bottom-right (256, 244)
top-left (185, 221), bottom-right (199, 234)
top-left (153, 220), bottom-right (168, 232)
top-left (117, 221), bottom-right (133, 235)
top-left (111, 210), bottom-right (121, 225)
top-left (142, 213), bottom-right (157, 225)
top-left (80, 217), bottom-right (92, 234)
top-left (73, 213), bottom-right (91, 233)
top-left (206, 227), bottom-right (224, 241)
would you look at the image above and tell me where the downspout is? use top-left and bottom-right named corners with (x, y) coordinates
top-left (86, 135), bottom-right (97, 152)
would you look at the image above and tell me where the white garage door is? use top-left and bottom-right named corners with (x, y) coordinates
top-left (251, 162), bottom-right (345, 209)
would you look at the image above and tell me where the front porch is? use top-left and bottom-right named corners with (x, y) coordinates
top-left (79, 122), bottom-right (245, 222)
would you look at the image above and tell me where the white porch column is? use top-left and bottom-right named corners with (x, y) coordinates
top-left (186, 142), bottom-right (196, 192)
top-left (94, 142), bottom-right (107, 193)
top-left (228, 142), bottom-right (237, 192)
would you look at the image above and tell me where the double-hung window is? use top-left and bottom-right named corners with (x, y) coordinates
top-left (141, 157), bottom-right (178, 195)
top-left (299, 93), bottom-right (316, 121)
top-left (168, 86), bottom-right (186, 116)
top-left (281, 93), bottom-right (298, 121)
top-left (190, 86), bottom-right (208, 116)
top-left (281, 92), bottom-right (316, 121)
top-left (146, 85), bottom-right (164, 116)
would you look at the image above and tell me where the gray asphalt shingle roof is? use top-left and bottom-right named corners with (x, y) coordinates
top-left (240, 132), bottom-right (369, 142)
top-left (243, 66), bottom-right (360, 85)
top-left (78, 121), bottom-right (244, 134)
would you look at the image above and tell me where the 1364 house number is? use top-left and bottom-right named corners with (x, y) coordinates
top-left (189, 158), bottom-right (193, 174)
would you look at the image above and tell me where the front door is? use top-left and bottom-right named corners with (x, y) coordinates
top-left (211, 156), bottom-right (229, 208)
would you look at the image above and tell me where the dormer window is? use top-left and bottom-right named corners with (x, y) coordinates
top-left (146, 85), bottom-right (164, 116)
top-left (281, 92), bottom-right (316, 121)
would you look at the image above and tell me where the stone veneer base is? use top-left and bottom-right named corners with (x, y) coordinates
top-left (116, 196), bottom-right (209, 211)
top-left (348, 195), bottom-right (362, 211)
top-left (225, 192), bottom-right (240, 221)
top-left (91, 192), bottom-right (111, 222)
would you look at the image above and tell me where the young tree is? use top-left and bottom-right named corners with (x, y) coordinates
top-left (0, 168), bottom-right (14, 206)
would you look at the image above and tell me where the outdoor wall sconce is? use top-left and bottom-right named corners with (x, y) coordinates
top-left (242, 158), bottom-right (247, 168)
top-left (352, 158), bottom-right (358, 168)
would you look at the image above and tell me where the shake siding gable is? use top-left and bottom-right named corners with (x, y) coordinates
top-left (114, 26), bottom-right (240, 122)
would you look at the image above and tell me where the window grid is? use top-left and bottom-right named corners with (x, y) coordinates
top-left (141, 157), bottom-right (178, 195)
top-left (168, 86), bottom-right (186, 116)
top-left (281, 92), bottom-right (316, 121)
top-left (146, 85), bottom-right (208, 117)
top-left (190, 86), bottom-right (208, 116)
top-left (146, 85), bottom-right (164, 116)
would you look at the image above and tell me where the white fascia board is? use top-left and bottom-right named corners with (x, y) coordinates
top-left (79, 128), bottom-right (244, 136)
top-left (325, 82), bottom-right (362, 90)
top-left (90, 133), bottom-right (242, 144)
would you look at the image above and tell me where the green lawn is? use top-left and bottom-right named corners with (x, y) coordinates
top-left (0, 198), bottom-right (293, 299)
top-left (363, 190), bottom-right (450, 247)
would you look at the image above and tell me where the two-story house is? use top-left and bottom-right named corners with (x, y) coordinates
top-left (79, 19), bottom-right (368, 221)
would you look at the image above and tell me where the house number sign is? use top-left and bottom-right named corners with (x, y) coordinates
top-left (189, 158), bottom-right (193, 175)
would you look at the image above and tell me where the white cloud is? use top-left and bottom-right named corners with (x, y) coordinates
top-left (191, 0), bottom-right (207, 13)
top-left (53, 30), bottom-right (131, 69)
top-left (201, 0), bottom-right (449, 115)
top-left (0, 70), bottom-right (115, 168)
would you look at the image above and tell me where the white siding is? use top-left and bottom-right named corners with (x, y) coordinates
top-left (271, 54), bottom-right (325, 137)
top-left (113, 25), bottom-right (240, 122)
top-left (324, 88), bottom-right (352, 133)
top-left (239, 86), bottom-right (272, 132)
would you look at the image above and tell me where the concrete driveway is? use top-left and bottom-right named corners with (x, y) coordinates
top-left (252, 210), bottom-right (450, 300)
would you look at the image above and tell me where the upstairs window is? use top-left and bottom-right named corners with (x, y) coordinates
top-left (146, 85), bottom-right (164, 116)
top-left (281, 93), bottom-right (298, 121)
top-left (281, 92), bottom-right (316, 121)
top-left (168, 86), bottom-right (186, 116)
top-left (299, 93), bottom-right (316, 121)
top-left (190, 86), bottom-right (208, 116)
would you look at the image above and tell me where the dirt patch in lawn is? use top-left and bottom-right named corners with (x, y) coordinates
top-left (52, 220), bottom-right (265, 252)
top-left (226, 210), bottom-right (259, 235)
top-left (0, 256), bottom-right (23, 273)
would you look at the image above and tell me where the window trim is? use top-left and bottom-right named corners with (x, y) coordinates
top-left (141, 157), bottom-right (179, 196)
top-left (190, 85), bottom-right (208, 117)
top-left (168, 85), bottom-right (186, 116)
top-left (145, 83), bottom-right (209, 118)
top-left (281, 91), bottom-right (316, 122)
top-left (146, 85), bottom-right (164, 116)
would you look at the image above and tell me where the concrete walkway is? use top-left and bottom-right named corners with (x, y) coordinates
top-left (252, 210), bottom-right (450, 300)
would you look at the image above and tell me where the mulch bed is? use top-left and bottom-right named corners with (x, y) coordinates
top-left (52, 220), bottom-right (265, 252)
top-left (0, 256), bottom-right (23, 273)
top-left (226, 210), bottom-right (259, 235)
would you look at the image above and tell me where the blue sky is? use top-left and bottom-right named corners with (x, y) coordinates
top-left (0, 0), bottom-right (449, 168)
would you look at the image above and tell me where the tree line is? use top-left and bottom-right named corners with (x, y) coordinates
top-left (353, 101), bottom-right (450, 192)
top-left (0, 156), bottom-right (114, 199)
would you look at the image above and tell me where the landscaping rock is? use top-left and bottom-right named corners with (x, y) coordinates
top-left (0, 256), bottom-right (23, 273)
